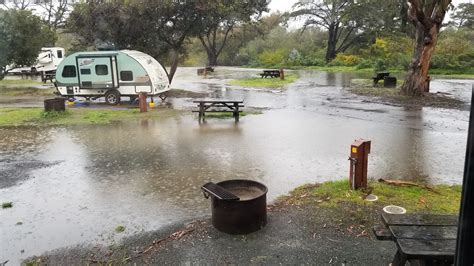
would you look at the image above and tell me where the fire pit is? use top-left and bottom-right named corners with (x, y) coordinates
top-left (201, 179), bottom-right (267, 234)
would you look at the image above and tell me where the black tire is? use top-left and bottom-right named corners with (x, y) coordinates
top-left (105, 90), bottom-right (121, 105)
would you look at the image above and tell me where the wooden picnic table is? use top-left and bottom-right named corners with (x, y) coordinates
top-left (193, 100), bottom-right (244, 123)
top-left (374, 213), bottom-right (458, 266)
top-left (259, 70), bottom-right (280, 78)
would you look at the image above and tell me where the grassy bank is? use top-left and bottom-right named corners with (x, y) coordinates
top-left (0, 107), bottom-right (181, 127)
top-left (0, 87), bottom-right (55, 96)
top-left (349, 79), bottom-right (465, 109)
top-left (278, 180), bottom-right (461, 214)
top-left (229, 73), bottom-right (298, 88)
top-left (0, 79), bottom-right (43, 86)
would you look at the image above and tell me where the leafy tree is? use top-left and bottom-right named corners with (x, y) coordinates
top-left (196, 0), bottom-right (268, 66)
top-left (67, 0), bottom-right (201, 83)
top-left (290, 0), bottom-right (372, 62)
top-left (401, 0), bottom-right (452, 96)
top-left (452, 3), bottom-right (474, 29)
top-left (0, 9), bottom-right (55, 80)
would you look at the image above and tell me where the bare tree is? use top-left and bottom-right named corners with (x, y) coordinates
top-left (401, 0), bottom-right (452, 96)
top-left (36, 0), bottom-right (73, 31)
top-left (2, 0), bottom-right (31, 10)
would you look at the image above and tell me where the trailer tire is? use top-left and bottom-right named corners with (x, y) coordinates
top-left (105, 90), bottom-right (121, 105)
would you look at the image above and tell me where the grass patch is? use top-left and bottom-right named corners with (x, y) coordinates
top-left (115, 225), bottom-right (126, 233)
top-left (279, 179), bottom-right (461, 214)
top-left (0, 87), bottom-right (55, 96)
top-left (229, 73), bottom-right (298, 88)
top-left (0, 79), bottom-right (43, 85)
top-left (349, 80), bottom-right (465, 109)
top-left (0, 107), bottom-right (181, 127)
top-left (2, 202), bottom-right (13, 209)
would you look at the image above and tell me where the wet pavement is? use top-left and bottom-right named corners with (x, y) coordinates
top-left (0, 67), bottom-right (472, 263)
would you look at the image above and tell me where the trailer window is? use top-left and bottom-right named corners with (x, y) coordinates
top-left (120, 71), bottom-right (133, 81)
top-left (57, 50), bottom-right (63, 58)
top-left (80, 68), bottom-right (91, 75)
top-left (62, 65), bottom-right (76, 78)
top-left (95, 65), bottom-right (108, 75)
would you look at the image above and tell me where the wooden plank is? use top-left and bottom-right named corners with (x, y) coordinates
top-left (396, 239), bottom-right (456, 260)
top-left (372, 224), bottom-right (393, 241)
top-left (389, 225), bottom-right (458, 240)
top-left (382, 213), bottom-right (458, 226)
top-left (192, 110), bottom-right (243, 113)
top-left (193, 100), bottom-right (244, 103)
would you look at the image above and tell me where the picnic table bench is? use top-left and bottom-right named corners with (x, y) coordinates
top-left (373, 213), bottom-right (458, 266)
top-left (193, 100), bottom-right (244, 123)
top-left (372, 72), bottom-right (390, 86)
top-left (259, 70), bottom-right (280, 78)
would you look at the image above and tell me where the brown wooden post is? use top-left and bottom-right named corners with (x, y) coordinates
top-left (139, 92), bottom-right (147, 113)
top-left (349, 139), bottom-right (371, 189)
top-left (280, 68), bottom-right (285, 80)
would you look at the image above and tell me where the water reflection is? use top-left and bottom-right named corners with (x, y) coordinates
top-left (0, 67), bottom-right (471, 263)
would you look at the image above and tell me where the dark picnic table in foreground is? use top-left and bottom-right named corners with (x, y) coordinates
top-left (374, 213), bottom-right (458, 266)
top-left (193, 100), bottom-right (244, 123)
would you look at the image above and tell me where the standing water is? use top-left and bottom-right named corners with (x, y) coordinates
top-left (0, 67), bottom-right (471, 263)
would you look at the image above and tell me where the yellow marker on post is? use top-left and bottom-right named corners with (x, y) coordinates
top-left (352, 147), bottom-right (358, 154)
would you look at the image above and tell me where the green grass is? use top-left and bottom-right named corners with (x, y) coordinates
top-left (229, 73), bottom-right (298, 88)
top-left (0, 87), bottom-right (55, 96)
top-left (2, 202), bottom-right (13, 209)
top-left (0, 108), bottom-right (181, 127)
top-left (115, 225), bottom-right (126, 233)
top-left (280, 179), bottom-right (461, 214)
top-left (0, 79), bottom-right (43, 85)
top-left (350, 87), bottom-right (464, 108)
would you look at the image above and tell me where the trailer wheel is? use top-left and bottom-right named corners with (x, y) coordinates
top-left (105, 90), bottom-right (121, 105)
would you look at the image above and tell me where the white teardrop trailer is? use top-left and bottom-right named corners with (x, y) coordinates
top-left (54, 50), bottom-right (170, 105)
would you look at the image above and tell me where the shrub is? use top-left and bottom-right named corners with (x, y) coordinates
top-left (374, 59), bottom-right (388, 72)
top-left (258, 49), bottom-right (287, 67)
top-left (356, 59), bottom-right (373, 69)
top-left (329, 53), bottom-right (361, 66)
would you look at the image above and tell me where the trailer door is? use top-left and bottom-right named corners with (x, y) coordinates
top-left (77, 56), bottom-right (118, 89)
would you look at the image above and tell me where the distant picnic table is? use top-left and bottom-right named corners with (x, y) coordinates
top-left (259, 70), bottom-right (280, 78)
top-left (374, 213), bottom-right (458, 266)
top-left (193, 100), bottom-right (244, 123)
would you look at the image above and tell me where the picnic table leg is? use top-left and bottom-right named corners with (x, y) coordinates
top-left (233, 103), bottom-right (239, 123)
top-left (391, 250), bottom-right (407, 266)
top-left (198, 103), bottom-right (204, 123)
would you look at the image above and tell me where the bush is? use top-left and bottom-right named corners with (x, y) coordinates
top-left (329, 53), bottom-right (361, 66)
top-left (258, 49), bottom-right (287, 67)
top-left (374, 59), bottom-right (388, 72)
top-left (356, 59), bottom-right (373, 69)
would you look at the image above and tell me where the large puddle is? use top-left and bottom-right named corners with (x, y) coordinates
top-left (0, 67), bottom-right (472, 263)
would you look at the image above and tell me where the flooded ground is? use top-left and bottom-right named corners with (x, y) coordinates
top-left (0, 67), bottom-right (472, 263)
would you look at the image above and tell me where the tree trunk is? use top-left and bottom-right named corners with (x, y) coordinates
top-left (401, 23), bottom-right (439, 96)
top-left (207, 48), bottom-right (218, 66)
top-left (0, 66), bottom-right (5, 80)
top-left (168, 49), bottom-right (179, 84)
top-left (325, 23), bottom-right (338, 62)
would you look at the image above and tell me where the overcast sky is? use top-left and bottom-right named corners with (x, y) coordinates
top-left (269, 0), bottom-right (472, 13)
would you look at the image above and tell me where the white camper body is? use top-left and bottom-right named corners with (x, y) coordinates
top-left (7, 47), bottom-right (65, 76)
top-left (54, 50), bottom-right (170, 105)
